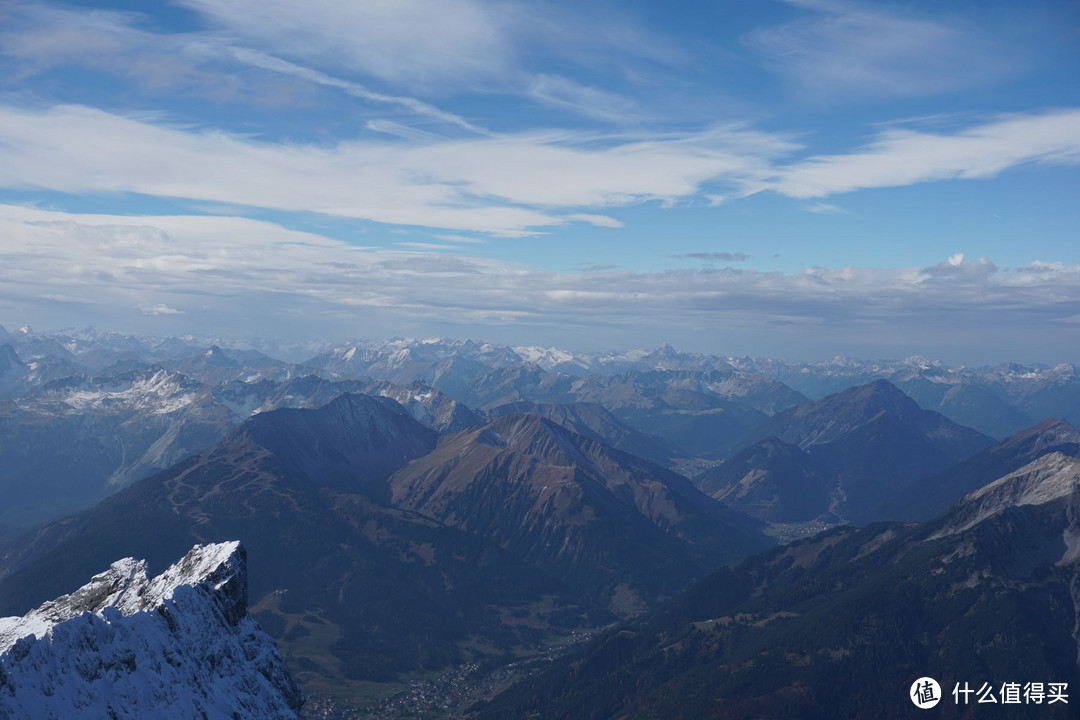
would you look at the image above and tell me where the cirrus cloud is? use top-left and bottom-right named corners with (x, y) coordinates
top-left (1, 103), bottom-right (1078, 237)
top-left (0, 103), bottom-right (792, 235)
top-left (759, 109), bottom-right (1080, 199)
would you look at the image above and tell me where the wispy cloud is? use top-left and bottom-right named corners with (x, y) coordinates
top-left (394, 242), bottom-right (460, 251)
top-left (762, 109), bottom-right (1080, 199)
top-left (434, 234), bottom-right (487, 245)
top-left (2, 206), bottom-right (1077, 358)
top-left (228, 49), bottom-right (493, 135)
top-left (175, 0), bottom-right (513, 90)
top-left (0, 3), bottom-right (495, 131)
top-left (526, 74), bottom-right (640, 124)
top-left (748, 0), bottom-right (1019, 101)
top-left (174, 0), bottom-right (690, 124)
top-left (1, 96), bottom-right (1075, 232)
top-left (566, 214), bottom-right (624, 228)
top-left (802, 202), bottom-right (849, 214)
top-left (0, 3), bottom-right (303, 105)
top-left (681, 252), bottom-right (750, 263)
top-left (0, 104), bottom-right (791, 235)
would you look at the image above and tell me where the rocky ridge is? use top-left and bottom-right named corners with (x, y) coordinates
top-left (0, 542), bottom-right (302, 719)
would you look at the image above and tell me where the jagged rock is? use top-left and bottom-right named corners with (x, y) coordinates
top-left (0, 542), bottom-right (302, 719)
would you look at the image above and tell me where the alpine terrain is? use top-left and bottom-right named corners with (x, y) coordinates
top-left (0, 542), bottom-right (302, 719)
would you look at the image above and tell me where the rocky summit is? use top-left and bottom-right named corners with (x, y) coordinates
top-left (0, 542), bottom-right (302, 719)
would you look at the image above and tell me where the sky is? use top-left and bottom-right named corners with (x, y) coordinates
top-left (0, 0), bottom-right (1078, 363)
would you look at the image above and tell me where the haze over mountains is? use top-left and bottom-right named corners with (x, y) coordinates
top-left (1, 324), bottom-right (1079, 716)
top-left (701, 380), bottom-right (994, 523)
top-left (2, 324), bottom-right (1076, 534)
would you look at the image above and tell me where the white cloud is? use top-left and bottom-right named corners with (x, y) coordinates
top-left (762, 109), bottom-right (1080, 199)
top-left (1, 206), bottom-right (1077, 359)
top-left (566, 214), bottom-right (624, 229)
top-left (143, 304), bottom-right (183, 315)
top-left (0, 100), bottom-right (1074, 232)
top-left (0, 104), bottom-right (791, 235)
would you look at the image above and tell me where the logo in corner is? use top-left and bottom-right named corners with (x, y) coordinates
top-left (911, 677), bottom-right (941, 709)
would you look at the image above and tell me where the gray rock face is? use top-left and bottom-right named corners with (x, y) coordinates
top-left (0, 542), bottom-right (302, 719)
top-left (932, 452), bottom-right (1080, 539)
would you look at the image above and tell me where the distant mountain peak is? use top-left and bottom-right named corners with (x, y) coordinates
top-left (240, 390), bottom-right (401, 431)
top-left (484, 412), bottom-right (580, 462)
top-left (841, 378), bottom-right (912, 404)
top-left (390, 410), bottom-right (768, 609)
top-left (773, 379), bottom-right (957, 443)
top-left (729, 379), bottom-right (993, 522)
top-left (236, 391), bottom-right (436, 497)
top-left (202, 344), bottom-right (237, 366)
top-left (1006, 417), bottom-right (1080, 447)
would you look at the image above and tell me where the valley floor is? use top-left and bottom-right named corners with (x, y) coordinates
top-left (300, 629), bottom-right (598, 719)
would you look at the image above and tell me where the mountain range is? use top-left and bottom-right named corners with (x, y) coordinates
top-left (0, 362), bottom-right (477, 534)
top-left (0, 392), bottom-right (769, 695)
top-left (0, 324), bottom-right (1078, 715)
top-left (697, 380), bottom-right (994, 523)
top-left (477, 449), bottom-right (1080, 719)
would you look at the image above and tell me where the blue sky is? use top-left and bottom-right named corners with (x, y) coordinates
top-left (0, 0), bottom-right (1078, 362)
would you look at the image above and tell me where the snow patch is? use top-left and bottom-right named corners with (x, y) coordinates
top-left (0, 542), bottom-right (302, 719)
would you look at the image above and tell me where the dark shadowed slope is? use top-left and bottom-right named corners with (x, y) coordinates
top-left (883, 418), bottom-right (1080, 521)
top-left (477, 452), bottom-right (1080, 720)
top-left (694, 437), bottom-right (831, 522)
top-left (723, 380), bottom-right (993, 522)
top-left (0, 395), bottom-right (577, 687)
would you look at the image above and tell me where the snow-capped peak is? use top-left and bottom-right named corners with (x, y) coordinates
top-left (0, 542), bottom-right (302, 719)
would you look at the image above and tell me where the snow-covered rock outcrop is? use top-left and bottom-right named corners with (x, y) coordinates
top-left (931, 452), bottom-right (1080, 539)
top-left (0, 541), bottom-right (302, 719)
